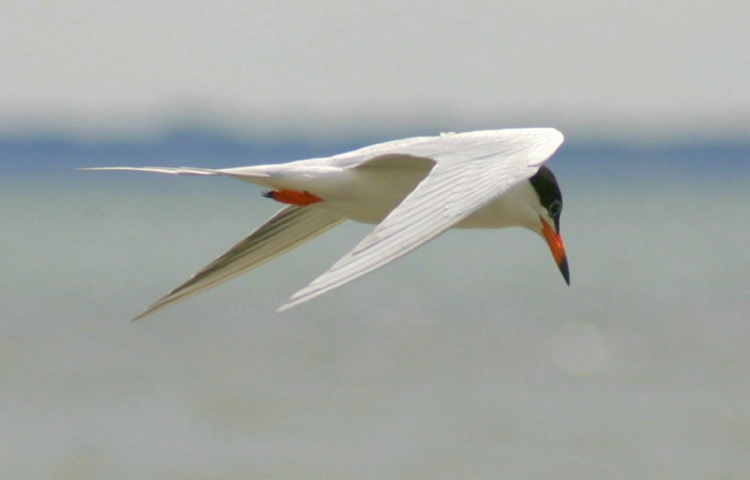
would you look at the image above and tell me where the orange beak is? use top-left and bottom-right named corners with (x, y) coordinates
top-left (540, 216), bottom-right (570, 285)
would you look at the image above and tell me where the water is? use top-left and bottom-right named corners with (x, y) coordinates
top-left (2, 134), bottom-right (749, 479)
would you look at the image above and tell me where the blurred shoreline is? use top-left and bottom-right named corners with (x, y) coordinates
top-left (3, 126), bottom-right (749, 179)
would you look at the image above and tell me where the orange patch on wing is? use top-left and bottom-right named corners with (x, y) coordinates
top-left (263, 190), bottom-right (323, 206)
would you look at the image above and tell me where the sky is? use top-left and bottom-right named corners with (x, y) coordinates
top-left (2, 0), bottom-right (749, 141)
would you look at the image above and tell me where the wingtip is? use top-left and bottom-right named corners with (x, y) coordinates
top-left (276, 296), bottom-right (303, 313)
top-left (131, 309), bottom-right (154, 322)
top-left (276, 285), bottom-right (322, 312)
top-left (131, 300), bottom-right (169, 321)
top-left (276, 303), bottom-right (293, 313)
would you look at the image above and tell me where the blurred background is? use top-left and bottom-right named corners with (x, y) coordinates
top-left (2, 1), bottom-right (749, 478)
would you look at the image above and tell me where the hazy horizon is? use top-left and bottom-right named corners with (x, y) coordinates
top-left (3, 1), bottom-right (749, 141)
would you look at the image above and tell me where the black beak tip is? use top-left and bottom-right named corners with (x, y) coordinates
top-left (559, 256), bottom-right (570, 286)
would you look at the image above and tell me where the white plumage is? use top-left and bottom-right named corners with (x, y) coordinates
top-left (84, 128), bottom-right (567, 318)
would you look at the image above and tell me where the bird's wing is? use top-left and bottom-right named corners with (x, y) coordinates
top-left (79, 166), bottom-right (225, 176)
top-left (279, 128), bottom-right (563, 311)
top-left (134, 205), bottom-right (344, 320)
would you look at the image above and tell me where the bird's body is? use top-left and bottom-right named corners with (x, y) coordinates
top-left (215, 155), bottom-right (538, 229)
top-left (84, 128), bottom-right (569, 318)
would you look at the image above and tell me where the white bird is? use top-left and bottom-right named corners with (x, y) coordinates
top-left (84, 128), bottom-right (568, 319)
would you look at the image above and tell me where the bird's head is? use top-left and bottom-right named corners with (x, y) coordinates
top-left (528, 165), bottom-right (569, 285)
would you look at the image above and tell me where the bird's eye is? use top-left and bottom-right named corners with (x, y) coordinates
top-left (548, 200), bottom-right (562, 217)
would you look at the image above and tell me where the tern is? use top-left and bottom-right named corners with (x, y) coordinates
top-left (84, 128), bottom-right (568, 319)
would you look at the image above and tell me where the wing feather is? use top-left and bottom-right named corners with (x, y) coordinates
top-left (134, 206), bottom-right (344, 320)
top-left (79, 166), bottom-right (223, 176)
top-left (279, 128), bottom-right (563, 311)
